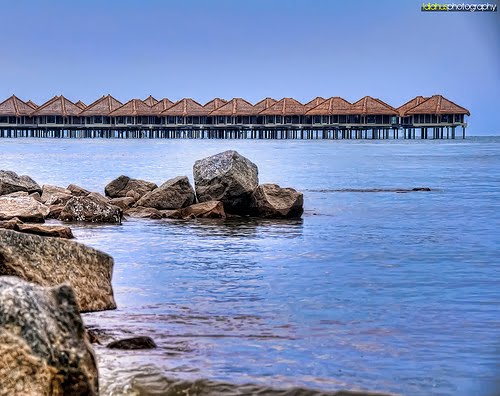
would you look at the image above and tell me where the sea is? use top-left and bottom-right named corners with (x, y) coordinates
top-left (0, 137), bottom-right (499, 396)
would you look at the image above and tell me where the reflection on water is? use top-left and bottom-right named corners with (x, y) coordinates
top-left (1, 138), bottom-right (500, 396)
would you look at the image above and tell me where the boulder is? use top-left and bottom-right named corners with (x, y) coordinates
top-left (41, 184), bottom-right (73, 206)
top-left (175, 201), bottom-right (226, 219)
top-left (124, 206), bottom-right (163, 219)
top-left (125, 189), bottom-right (141, 202)
top-left (110, 196), bottom-right (136, 210)
top-left (0, 277), bottom-right (98, 395)
top-left (30, 192), bottom-right (42, 202)
top-left (104, 175), bottom-right (157, 198)
top-left (0, 217), bottom-right (23, 230)
top-left (67, 183), bottom-right (91, 197)
top-left (0, 195), bottom-right (50, 222)
top-left (59, 195), bottom-right (122, 224)
top-left (0, 229), bottom-right (116, 312)
top-left (107, 336), bottom-right (157, 350)
top-left (16, 224), bottom-right (74, 239)
top-left (47, 204), bottom-right (65, 219)
top-left (0, 170), bottom-right (42, 196)
top-left (193, 150), bottom-right (258, 214)
top-left (250, 184), bottom-right (304, 218)
top-left (135, 176), bottom-right (196, 210)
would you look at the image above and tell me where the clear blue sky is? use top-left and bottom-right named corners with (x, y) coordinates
top-left (0, 0), bottom-right (498, 134)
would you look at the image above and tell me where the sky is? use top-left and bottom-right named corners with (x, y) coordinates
top-left (0, 0), bottom-right (498, 134)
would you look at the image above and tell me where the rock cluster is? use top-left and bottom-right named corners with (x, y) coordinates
top-left (0, 153), bottom-right (303, 230)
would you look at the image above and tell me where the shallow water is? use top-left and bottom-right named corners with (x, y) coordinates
top-left (0, 137), bottom-right (499, 396)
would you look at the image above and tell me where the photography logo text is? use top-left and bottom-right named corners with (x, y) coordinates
top-left (421, 2), bottom-right (497, 11)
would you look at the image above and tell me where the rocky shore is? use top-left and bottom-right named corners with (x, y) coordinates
top-left (0, 150), bottom-right (308, 395)
top-left (0, 150), bottom-right (304, 240)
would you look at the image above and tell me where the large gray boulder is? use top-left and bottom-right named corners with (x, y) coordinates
top-left (0, 277), bottom-right (98, 395)
top-left (0, 170), bottom-right (42, 196)
top-left (0, 195), bottom-right (50, 222)
top-left (135, 176), bottom-right (196, 210)
top-left (59, 195), bottom-right (122, 224)
top-left (104, 175), bottom-right (157, 198)
top-left (193, 150), bottom-right (259, 214)
top-left (0, 229), bottom-right (116, 312)
top-left (250, 184), bottom-right (304, 218)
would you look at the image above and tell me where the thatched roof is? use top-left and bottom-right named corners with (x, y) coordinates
top-left (203, 98), bottom-right (227, 112)
top-left (26, 100), bottom-right (38, 109)
top-left (0, 95), bottom-right (36, 116)
top-left (75, 100), bottom-right (87, 110)
top-left (151, 98), bottom-right (174, 114)
top-left (304, 97), bottom-right (326, 110)
top-left (161, 98), bottom-right (206, 116)
top-left (32, 96), bottom-right (82, 116)
top-left (396, 96), bottom-right (428, 117)
top-left (259, 98), bottom-right (305, 116)
top-left (209, 98), bottom-right (256, 116)
top-left (350, 96), bottom-right (398, 115)
top-left (253, 97), bottom-right (277, 113)
top-left (143, 95), bottom-right (159, 106)
top-left (306, 97), bottom-right (352, 115)
top-left (79, 95), bottom-right (123, 116)
top-left (404, 95), bottom-right (470, 116)
top-left (109, 99), bottom-right (153, 116)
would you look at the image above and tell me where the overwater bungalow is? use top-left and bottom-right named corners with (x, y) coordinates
top-left (0, 93), bottom-right (470, 139)
top-left (161, 98), bottom-right (206, 125)
top-left (79, 95), bottom-right (123, 126)
top-left (0, 95), bottom-right (35, 126)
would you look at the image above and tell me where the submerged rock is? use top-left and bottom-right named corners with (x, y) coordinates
top-left (0, 170), bottom-right (42, 196)
top-left (193, 150), bottom-right (258, 214)
top-left (16, 224), bottom-right (74, 239)
top-left (124, 206), bottom-right (163, 219)
top-left (105, 175), bottom-right (157, 198)
top-left (136, 176), bottom-right (196, 210)
top-left (0, 229), bottom-right (116, 312)
top-left (59, 195), bottom-right (122, 223)
top-left (0, 277), bottom-right (98, 395)
top-left (167, 201), bottom-right (226, 219)
top-left (250, 184), bottom-right (304, 218)
top-left (0, 195), bottom-right (50, 222)
top-left (107, 336), bottom-right (157, 350)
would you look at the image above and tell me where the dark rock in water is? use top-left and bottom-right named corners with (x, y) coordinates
top-left (0, 229), bottom-right (116, 312)
top-left (250, 184), bottom-right (304, 219)
top-left (105, 175), bottom-right (157, 198)
top-left (41, 184), bottom-right (73, 206)
top-left (16, 223), bottom-right (74, 239)
top-left (0, 195), bottom-right (50, 222)
top-left (412, 187), bottom-right (431, 191)
top-left (193, 150), bottom-right (259, 214)
top-left (59, 195), bottom-right (122, 223)
top-left (124, 206), bottom-right (163, 219)
top-left (0, 170), bottom-right (42, 196)
top-left (136, 176), bottom-right (196, 210)
top-left (67, 183), bottom-right (91, 197)
top-left (166, 200), bottom-right (226, 219)
top-left (107, 336), bottom-right (157, 350)
top-left (0, 277), bottom-right (98, 395)
top-left (110, 196), bottom-right (136, 210)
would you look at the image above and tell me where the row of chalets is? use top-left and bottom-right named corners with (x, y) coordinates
top-left (0, 95), bottom-right (470, 118)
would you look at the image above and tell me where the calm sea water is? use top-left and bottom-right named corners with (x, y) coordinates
top-left (0, 137), bottom-right (499, 396)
